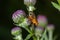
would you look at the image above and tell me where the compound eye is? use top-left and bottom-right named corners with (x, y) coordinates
top-left (29, 13), bottom-right (32, 16)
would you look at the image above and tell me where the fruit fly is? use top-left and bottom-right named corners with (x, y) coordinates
top-left (28, 12), bottom-right (38, 26)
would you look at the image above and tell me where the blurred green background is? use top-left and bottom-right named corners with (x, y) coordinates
top-left (0, 0), bottom-right (60, 40)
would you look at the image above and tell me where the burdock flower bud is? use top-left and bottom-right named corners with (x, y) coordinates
top-left (47, 24), bottom-right (54, 31)
top-left (37, 15), bottom-right (48, 27)
top-left (11, 27), bottom-right (22, 36)
top-left (12, 10), bottom-right (26, 23)
top-left (24, 0), bottom-right (36, 6)
top-left (35, 27), bottom-right (44, 37)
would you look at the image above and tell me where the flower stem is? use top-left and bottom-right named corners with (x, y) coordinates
top-left (41, 29), bottom-right (48, 40)
top-left (33, 36), bottom-right (36, 40)
top-left (27, 5), bottom-right (35, 11)
top-left (49, 31), bottom-right (53, 40)
top-left (24, 27), bottom-right (32, 34)
top-left (37, 36), bottom-right (40, 40)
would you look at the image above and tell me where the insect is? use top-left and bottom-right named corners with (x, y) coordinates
top-left (28, 12), bottom-right (38, 26)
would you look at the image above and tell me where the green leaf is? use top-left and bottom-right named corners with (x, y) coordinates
top-left (13, 35), bottom-right (23, 40)
top-left (41, 29), bottom-right (48, 40)
top-left (15, 23), bottom-right (32, 34)
top-left (25, 34), bottom-right (33, 40)
top-left (51, 2), bottom-right (60, 11)
top-left (57, 0), bottom-right (60, 5)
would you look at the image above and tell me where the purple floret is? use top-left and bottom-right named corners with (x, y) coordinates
top-left (11, 27), bottom-right (21, 32)
top-left (47, 24), bottom-right (54, 30)
top-left (37, 15), bottom-right (46, 19)
top-left (37, 15), bottom-right (47, 22)
top-left (12, 10), bottom-right (26, 19)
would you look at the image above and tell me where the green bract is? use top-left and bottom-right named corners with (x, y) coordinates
top-left (11, 27), bottom-right (22, 36)
top-left (12, 10), bottom-right (26, 23)
top-left (24, 0), bottom-right (36, 6)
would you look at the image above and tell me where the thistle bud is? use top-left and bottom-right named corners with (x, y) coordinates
top-left (47, 24), bottom-right (54, 31)
top-left (37, 15), bottom-right (48, 27)
top-left (35, 27), bottom-right (44, 36)
top-left (18, 18), bottom-right (31, 27)
top-left (47, 24), bottom-right (55, 40)
top-left (24, 0), bottom-right (36, 6)
top-left (24, 18), bottom-right (31, 26)
top-left (11, 27), bottom-right (22, 36)
top-left (12, 10), bottom-right (26, 23)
